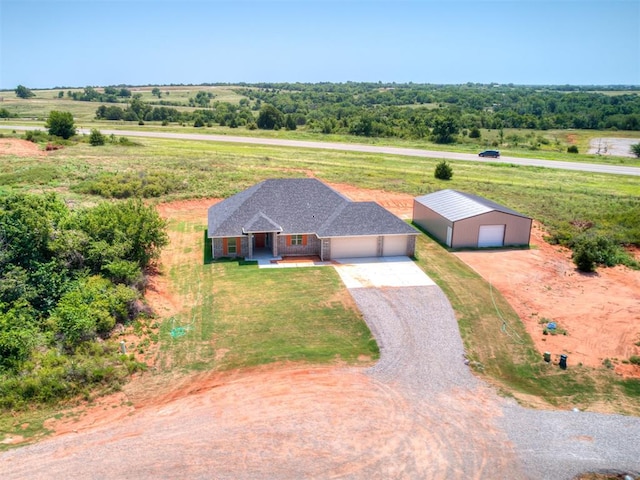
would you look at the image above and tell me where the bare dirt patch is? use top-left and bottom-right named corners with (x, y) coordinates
top-left (0, 138), bottom-right (46, 157)
top-left (455, 223), bottom-right (640, 375)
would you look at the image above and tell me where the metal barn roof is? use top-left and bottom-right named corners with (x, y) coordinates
top-left (414, 189), bottom-right (529, 222)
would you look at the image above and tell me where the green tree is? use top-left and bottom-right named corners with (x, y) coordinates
top-left (285, 114), bottom-right (297, 131)
top-left (74, 199), bottom-right (168, 270)
top-left (151, 87), bottom-right (162, 98)
top-left (256, 104), bottom-right (284, 130)
top-left (15, 85), bottom-right (35, 98)
top-left (630, 143), bottom-right (640, 158)
top-left (434, 160), bottom-right (453, 180)
top-left (89, 128), bottom-right (106, 146)
top-left (52, 276), bottom-right (137, 349)
top-left (468, 127), bottom-right (481, 139)
top-left (572, 234), bottom-right (623, 272)
top-left (45, 110), bottom-right (76, 139)
top-left (431, 116), bottom-right (459, 144)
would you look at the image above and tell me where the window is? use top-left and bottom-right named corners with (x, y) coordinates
top-left (291, 235), bottom-right (303, 246)
top-left (227, 237), bottom-right (237, 254)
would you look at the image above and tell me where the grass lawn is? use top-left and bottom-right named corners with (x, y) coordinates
top-left (155, 218), bottom-right (378, 373)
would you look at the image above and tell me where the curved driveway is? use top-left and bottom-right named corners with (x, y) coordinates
top-left (334, 257), bottom-right (640, 479)
top-left (1, 124), bottom-right (639, 176)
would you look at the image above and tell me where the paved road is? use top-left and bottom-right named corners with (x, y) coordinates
top-left (2, 124), bottom-right (639, 176)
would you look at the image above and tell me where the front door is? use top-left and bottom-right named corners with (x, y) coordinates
top-left (254, 233), bottom-right (266, 248)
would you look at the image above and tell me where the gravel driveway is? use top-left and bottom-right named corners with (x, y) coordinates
top-left (335, 258), bottom-right (640, 479)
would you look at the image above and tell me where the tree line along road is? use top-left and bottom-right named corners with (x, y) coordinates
top-left (2, 124), bottom-right (640, 177)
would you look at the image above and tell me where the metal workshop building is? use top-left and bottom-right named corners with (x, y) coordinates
top-left (413, 189), bottom-right (532, 248)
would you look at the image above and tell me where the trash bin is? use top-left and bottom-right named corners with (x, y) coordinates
top-left (543, 352), bottom-right (551, 362)
top-left (559, 354), bottom-right (567, 370)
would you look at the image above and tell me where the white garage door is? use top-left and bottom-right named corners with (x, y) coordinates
top-left (382, 236), bottom-right (407, 256)
top-left (478, 225), bottom-right (505, 247)
top-left (331, 237), bottom-right (378, 258)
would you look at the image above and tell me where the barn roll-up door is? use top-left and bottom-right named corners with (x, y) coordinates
top-left (478, 225), bottom-right (505, 247)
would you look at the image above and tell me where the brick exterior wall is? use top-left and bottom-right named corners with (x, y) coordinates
top-left (278, 234), bottom-right (321, 257)
top-left (212, 237), bottom-right (249, 258)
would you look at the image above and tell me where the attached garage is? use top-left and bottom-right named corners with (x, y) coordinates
top-left (413, 189), bottom-right (532, 249)
top-left (331, 236), bottom-right (378, 258)
top-left (382, 235), bottom-right (409, 256)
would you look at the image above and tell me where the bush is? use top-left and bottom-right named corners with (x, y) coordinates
top-left (567, 145), bottom-right (579, 153)
top-left (89, 128), bottom-right (105, 146)
top-left (572, 234), bottom-right (624, 272)
top-left (45, 111), bottom-right (76, 139)
top-left (73, 171), bottom-right (186, 198)
top-left (434, 160), bottom-right (453, 180)
top-left (630, 143), bottom-right (640, 158)
top-left (630, 355), bottom-right (640, 366)
top-left (468, 127), bottom-right (481, 139)
top-left (24, 129), bottom-right (48, 143)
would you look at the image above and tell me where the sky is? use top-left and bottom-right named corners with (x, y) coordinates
top-left (0, 0), bottom-right (638, 89)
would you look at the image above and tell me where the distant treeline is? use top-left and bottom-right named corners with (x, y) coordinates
top-left (86, 83), bottom-right (640, 136)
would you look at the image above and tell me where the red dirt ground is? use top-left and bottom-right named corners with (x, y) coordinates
top-left (0, 137), bottom-right (46, 157)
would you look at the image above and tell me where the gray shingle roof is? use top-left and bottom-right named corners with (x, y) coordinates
top-left (208, 178), bottom-right (418, 238)
top-left (414, 189), bottom-right (529, 222)
top-left (318, 202), bottom-right (418, 237)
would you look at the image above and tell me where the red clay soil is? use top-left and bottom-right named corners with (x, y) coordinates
top-left (0, 138), bottom-right (46, 157)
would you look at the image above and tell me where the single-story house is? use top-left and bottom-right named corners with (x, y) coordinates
top-left (413, 189), bottom-right (532, 248)
top-left (207, 178), bottom-right (419, 260)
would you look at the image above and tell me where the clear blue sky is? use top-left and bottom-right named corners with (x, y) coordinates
top-left (1, 0), bottom-right (638, 89)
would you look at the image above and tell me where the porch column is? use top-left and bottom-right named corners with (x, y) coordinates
top-left (247, 233), bottom-right (253, 259)
top-left (272, 233), bottom-right (278, 257)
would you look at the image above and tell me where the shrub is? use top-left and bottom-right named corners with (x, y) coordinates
top-left (73, 171), bottom-right (186, 198)
top-left (89, 128), bottom-right (106, 146)
top-left (630, 355), bottom-right (640, 366)
top-left (630, 143), bottom-right (640, 158)
top-left (572, 234), bottom-right (624, 272)
top-left (468, 127), bottom-right (481, 139)
top-left (567, 145), bottom-right (579, 153)
top-left (24, 129), bottom-right (48, 143)
top-left (434, 160), bottom-right (453, 180)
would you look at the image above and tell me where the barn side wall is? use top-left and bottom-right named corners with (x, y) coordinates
top-left (412, 200), bottom-right (452, 245)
